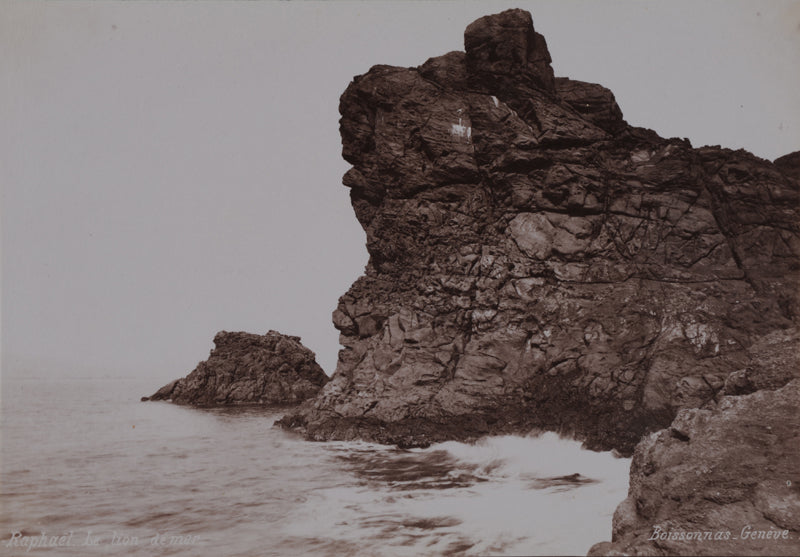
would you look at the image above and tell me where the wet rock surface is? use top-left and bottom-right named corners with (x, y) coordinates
top-left (147, 331), bottom-right (328, 406)
top-left (279, 9), bottom-right (800, 455)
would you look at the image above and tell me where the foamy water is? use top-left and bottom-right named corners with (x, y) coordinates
top-left (1, 377), bottom-right (629, 555)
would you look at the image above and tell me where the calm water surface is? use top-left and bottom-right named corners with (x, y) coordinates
top-left (1, 377), bottom-right (629, 556)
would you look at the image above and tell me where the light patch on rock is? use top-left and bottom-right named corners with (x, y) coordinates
top-left (509, 213), bottom-right (555, 259)
top-left (630, 149), bottom-right (653, 163)
top-left (451, 117), bottom-right (472, 141)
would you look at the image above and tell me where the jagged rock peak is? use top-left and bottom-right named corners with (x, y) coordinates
top-left (464, 8), bottom-right (556, 95)
top-left (774, 150), bottom-right (800, 180)
top-left (212, 330), bottom-right (303, 350)
top-left (145, 330), bottom-right (328, 406)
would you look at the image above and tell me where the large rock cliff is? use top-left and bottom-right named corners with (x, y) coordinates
top-left (279, 9), bottom-right (799, 454)
top-left (147, 331), bottom-right (328, 405)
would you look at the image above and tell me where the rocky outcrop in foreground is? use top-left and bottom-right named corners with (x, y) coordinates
top-left (279, 9), bottom-right (799, 453)
top-left (589, 329), bottom-right (800, 556)
top-left (146, 331), bottom-right (328, 405)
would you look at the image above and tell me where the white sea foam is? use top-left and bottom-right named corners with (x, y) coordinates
top-left (285, 432), bottom-right (630, 556)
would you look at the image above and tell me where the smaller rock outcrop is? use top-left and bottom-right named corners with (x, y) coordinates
top-left (145, 331), bottom-right (328, 406)
top-left (554, 77), bottom-right (626, 134)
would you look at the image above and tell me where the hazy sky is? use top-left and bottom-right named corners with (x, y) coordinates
top-left (2, 1), bottom-right (799, 382)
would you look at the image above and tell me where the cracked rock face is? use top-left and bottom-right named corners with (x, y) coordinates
top-left (147, 331), bottom-right (328, 406)
top-left (590, 329), bottom-right (800, 556)
top-left (280, 9), bottom-right (800, 454)
top-left (590, 376), bottom-right (800, 556)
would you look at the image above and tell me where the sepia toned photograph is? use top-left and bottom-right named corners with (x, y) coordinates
top-left (2, 1), bottom-right (798, 555)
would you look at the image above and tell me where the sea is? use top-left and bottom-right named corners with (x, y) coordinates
top-left (1, 376), bottom-right (630, 556)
